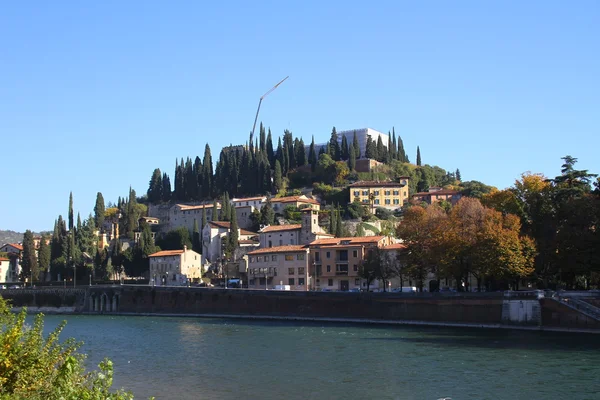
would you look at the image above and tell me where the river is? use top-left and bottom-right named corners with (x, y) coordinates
top-left (40, 315), bottom-right (600, 400)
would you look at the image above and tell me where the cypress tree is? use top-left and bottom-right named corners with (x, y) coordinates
top-left (221, 192), bottom-right (230, 222)
top-left (202, 144), bottom-right (213, 198)
top-left (335, 208), bottom-right (343, 238)
top-left (341, 135), bottom-right (349, 160)
top-left (309, 136), bottom-right (317, 172)
top-left (355, 224), bottom-right (365, 237)
top-left (349, 143), bottom-right (356, 171)
top-left (273, 160), bottom-right (283, 193)
top-left (126, 187), bottom-right (138, 239)
top-left (38, 235), bottom-right (51, 280)
top-left (260, 197), bottom-right (275, 226)
top-left (147, 168), bottom-right (163, 203)
top-left (455, 168), bottom-right (461, 182)
top-left (391, 128), bottom-right (398, 160)
top-left (266, 128), bottom-right (275, 167)
top-left (94, 192), bottom-right (105, 229)
top-left (387, 135), bottom-right (393, 163)
top-left (398, 135), bottom-right (408, 163)
top-left (21, 230), bottom-right (38, 283)
top-left (329, 127), bottom-right (341, 161)
top-left (259, 122), bottom-right (266, 153)
top-left (68, 192), bottom-right (74, 232)
top-left (295, 138), bottom-right (306, 166)
top-left (276, 138), bottom-right (284, 175)
top-left (194, 156), bottom-right (203, 201)
top-left (365, 136), bottom-right (374, 159)
top-left (212, 199), bottom-right (219, 221)
top-left (162, 173), bottom-right (172, 202)
top-left (192, 219), bottom-right (201, 254)
top-left (227, 206), bottom-right (239, 259)
top-left (201, 205), bottom-right (207, 253)
top-left (416, 146), bottom-right (422, 166)
top-left (376, 136), bottom-right (384, 162)
top-left (329, 206), bottom-right (336, 235)
top-left (353, 130), bottom-right (360, 159)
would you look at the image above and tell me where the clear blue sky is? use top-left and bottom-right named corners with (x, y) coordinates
top-left (1, 1), bottom-right (598, 233)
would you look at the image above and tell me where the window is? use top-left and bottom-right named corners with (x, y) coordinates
top-left (289, 278), bottom-right (295, 285)
top-left (273, 267), bottom-right (277, 276)
top-left (352, 250), bottom-right (358, 257)
top-left (298, 267), bottom-right (305, 275)
top-left (271, 255), bottom-right (277, 261)
top-left (374, 191), bottom-right (380, 196)
top-left (268, 241), bottom-right (272, 247)
top-left (279, 240), bottom-right (283, 246)
top-left (355, 278), bottom-right (360, 286)
top-left (336, 265), bottom-right (348, 273)
top-left (288, 268), bottom-right (295, 275)
top-left (285, 254), bottom-right (294, 261)
top-left (353, 264), bottom-right (358, 271)
top-left (326, 265), bottom-right (331, 272)
top-left (393, 199), bottom-right (399, 205)
top-left (326, 251), bottom-right (330, 258)
top-left (314, 252), bottom-right (320, 262)
top-left (362, 190), bottom-right (368, 196)
top-left (328, 279), bottom-right (333, 286)
top-left (385, 199), bottom-right (391, 205)
top-left (257, 256), bottom-right (262, 262)
top-left (297, 253), bottom-right (305, 260)
top-left (249, 257), bottom-right (255, 263)
top-left (299, 278), bottom-right (305, 286)
top-left (384, 190), bottom-right (391, 196)
top-left (354, 191), bottom-right (360, 196)
top-left (374, 199), bottom-right (380, 205)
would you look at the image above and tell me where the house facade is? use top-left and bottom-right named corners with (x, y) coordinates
top-left (259, 208), bottom-right (333, 248)
top-left (308, 236), bottom-right (393, 291)
top-left (164, 203), bottom-right (221, 232)
top-left (148, 246), bottom-right (202, 286)
top-left (412, 187), bottom-right (462, 205)
top-left (0, 243), bottom-right (22, 283)
top-left (271, 195), bottom-right (321, 214)
top-left (0, 257), bottom-right (11, 283)
top-left (232, 196), bottom-right (266, 210)
top-left (246, 245), bottom-right (309, 291)
top-left (349, 178), bottom-right (410, 212)
top-left (201, 221), bottom-right (258, 264)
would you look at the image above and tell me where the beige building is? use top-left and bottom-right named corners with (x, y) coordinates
top-left (308, 236), bottom-right (393, 291)
top-left (246, 245), bottom-right (309, 291)
top-left (349, 178), bottom-right (410, 213)
top-left (165, 203), bottom-right (221, 232)
top-left (0, 257), bottom-right (11, 283)
top-left (259, 208), bottom-right (333, 248)
top-left (148, 246), bottom-right (202, 286)
top-left (232, 196), bottom-right (267, 210)
top-left (202, 221), bottom-right (258, 263)
top-left (271, 195), bottom-right (321, 214)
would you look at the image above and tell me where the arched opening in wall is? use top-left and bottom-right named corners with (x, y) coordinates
top-left (114, 294), bottom-right (120, 312)
top-left (101, 293), bottom-right (108, 312)
top-left (89, 295), bottom-right (96, 312)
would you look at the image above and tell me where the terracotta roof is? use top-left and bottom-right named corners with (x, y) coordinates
top-left (177, 203), bottom-right (220, 211)
top-left (271, 196), bottom-right (320, 205)
top-left (349, 181), bottom-right (407, 188)
top-left (232, 196), bottom-right (266, 202)
top-left (149, 250), bottom-right (184, 257)
top-left (0, 257), bottom-right (9, 261)
top-left (309, 236), bottom-right (385, 246)
top-left (208, 221), bottom-right (257, 236)
top-left (3, 243), bottom-right (23, 251)
top-left (383, 243), bottom-right (407, 250)
top-left (260, 224), bottom-right (302, 233)
top-left (413, 190), bottom-right (460, 196)
top-left (247, 245), bottom-right (308, 255)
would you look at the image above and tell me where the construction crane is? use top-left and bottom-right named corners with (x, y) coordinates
top-left (250, 76), bottom-right (289, 141)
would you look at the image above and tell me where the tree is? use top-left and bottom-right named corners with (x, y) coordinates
top-left (221, 192), bottom-right (230, 222)
top-left (0, 298), bottom-right (134, 399)
top-left (375, 249), bottom-right (396, 291)
top-left (21, 230), bottom-right (37, 283)
top-left (355, 224), bottom-right (366, 237)
top-left (212, 200), bottom-right (219, 221)
top-left (376, 136), bottom-right (385, 162)
top-left (68, 192), bottom-right (74, 232)
top-left (156, 227), bottom-right (192, 251)
top-left (335, 209), bottom-right (343, 238)
top-left (37, 235), bottom-right (50, 281)
top-left (353, 130), bottom-right (360, 159)
top-left (273, 160), bottom-right (283, 193)
top-left (192, 219), bottom-right (202, 254)
top-left (261, 197), bottom-right (275, 226)
top-left (161, 172), bottom-right (172, 202)
top-left (147, 168), bottom-right (163, 203)
top-left (308, 136), bottom-right (317, 172)
top-left (226, 207), bottom-right (239, 260)
top-left (348, 143), bottom-right (356, 171)
top-left (201, 206), bottom-right (207, 253)
top-left (455, 168), bottom-right (462, 182)
top-left (202, 144), bottom-right (213, 198)
top-left (365, 136), bottom-right (376, 159)
top-left (341, 135), bottom-right (349, 160)
top-left (359, 249), bottom-right (379, 292)
top-left (416, 146), bottom-right (422, 166)
top-left (94, 192), bottom-right (106, 230)
top-left (329, 127), bottom-right (341, 161)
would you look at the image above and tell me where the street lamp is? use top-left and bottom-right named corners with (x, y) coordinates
top-left (89, 274), bottom-right (92, 287)
top-left (153, 274), bottom-right (156, 287)
top-left (72, 257), bottom-right (76, 288)
top-left (166, 271), bottom-right (169, 287)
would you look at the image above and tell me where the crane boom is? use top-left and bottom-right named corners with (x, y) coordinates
top-left (251, 76), bottom-right (289, 141)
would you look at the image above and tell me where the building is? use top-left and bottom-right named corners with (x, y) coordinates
top-left (259, 208), bottom-right (332, 248)
top-left (234, 205), bottom-right (256, 230)
top-left (148, 246), bottom-right (202, 286)
top-left (0, 243), bottom-right (23, 254)
top-left (308, 236), bottom-right (394, 291)
top-left (271, 195), bottom-right (321, 214)
top-left (412, 187), bottom-right (462, 205)
top-left (163, 203), bottom-right (221, 232)
top-left (0, 243), bottom-right (22, 283)
top-left (232, 196), bottom-right (266, 210)
top-left (0, 257), bottom-right (11, 283)
top-left (348, 177), bottom-right (410, 212)
top-left (310, 128), bottom-right (389, 159)
top-left (201, 221), bottom-right (258, 264)
top-left (246, 245), bottom-right (309, 291)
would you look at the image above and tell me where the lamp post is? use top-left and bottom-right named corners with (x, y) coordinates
top-left (72, 257), bottom-right (76, 288)
top-left (89, 274), bottom-right (92, 287)
top-left (153, 274), bottom-right (156, 287)
top-left (63, 279), bottom-right (66, 289)
top-left (166, 271), bottom-right (169, 287)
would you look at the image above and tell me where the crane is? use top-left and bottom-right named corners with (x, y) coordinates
top-left (250, 76), bottom-right (289, 141)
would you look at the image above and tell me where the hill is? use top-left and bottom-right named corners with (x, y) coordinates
top-left (0, 230), bottom-right (49, 245)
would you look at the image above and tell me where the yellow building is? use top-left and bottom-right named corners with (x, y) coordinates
top-left (348, 177), bottom-right (410, 213)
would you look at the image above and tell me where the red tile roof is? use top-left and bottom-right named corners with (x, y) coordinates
top-left (238, 239), bottom-right (260, 245)
top-left (309, 236), bottom-right (385, 246)
top-left (177, 203), bottom-right (219, 211)
top-left (149, 250), bottom-right (184, 257)
top-left (413, 190), bottom-right (460, 196)
top-left (248, 245), bottom-right (308, 255)
top-left (208, 221), bottom-right (257, 236)
top-left (349, 181), bottom-right (407, 188)
top-left (232, 196), bottom-right (266, 202)
top-left (260, 224), bottom-right (302, 233)
top-left (3, 243), bottom-right (23, 251)
top-left (383, 243), bottom-right (407, 250)
top-left (0, 257), bottom-right (9, 262)
top-left (271, 196), bottom-right (320, 205)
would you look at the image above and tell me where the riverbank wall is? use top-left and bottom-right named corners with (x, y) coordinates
top-left (2, 286), bottom-right (599, 333)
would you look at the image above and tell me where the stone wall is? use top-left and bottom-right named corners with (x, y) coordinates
top-left (540, 298), bottom-right (600, 330)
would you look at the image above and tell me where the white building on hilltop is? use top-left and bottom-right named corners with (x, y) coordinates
top-left (311, 128), bottom-right (389, 159)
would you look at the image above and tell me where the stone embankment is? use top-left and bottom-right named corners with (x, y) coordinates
top-left (2, 286), bottom-right (599, 333)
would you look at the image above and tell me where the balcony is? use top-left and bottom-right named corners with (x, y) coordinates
top-left (335, 271), bottom-right (348, 276)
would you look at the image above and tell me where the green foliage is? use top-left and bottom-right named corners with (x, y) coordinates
top-left (260, 198), bottom-right (275, 225)
top-left (156, 227), bottom-right (191, 251)
top-left (0, 298), bottom-right (134, 399)
top-left (355, 224), bottom-right (366, 237)
top-left (362, 223), bottom-right (380, 234)
top-left (459, 180), bottom-right (495, 198)
top-left (283, 206), bottom-right (302, 223)
top-left (346, 201), bottom-right (368, 220)
top-left (375, 207), bottom-right (394, 220)
top-left (416, 146), bottom-right (422, 166)
top-left (94, 192), bottom-right (106, 229)
top-left (21, 230), bottom-right (37, 283)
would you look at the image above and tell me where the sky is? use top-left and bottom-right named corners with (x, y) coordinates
top-left (1, 1), bottom-right (598, 233)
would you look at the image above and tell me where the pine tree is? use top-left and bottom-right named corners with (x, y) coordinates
top-left (192, 219), bottom-right (201, 254)
top-left (398, 135), bottom-right (407, 163)
top-left (309, 136), bottom-right (317, 172)
top-left (201, 206), bottom-right (207, 253)
top-left (353, 130), bottom-right (360, 159)
top-left (455, 168), bottom-right (462, 182)
top-left (341, 135), bottom-right (349, 160)
top-left (68, 192), bottom-right (74, 231)
top-left (349, 143), bottom-right (356, 171)
top-left (227, 206), bottom-right (239, 260)
top-left (329, 206), bottom-right (336, 235)
top-left (365, 136), bottom-right (373, 159)
top-left (335, 208), bottom-right (343, 238)
top-left (21, 230), bottom-right (38, 283)
top-left (329, 127), bottom-right (341, 161)
top-left (202, 144), bottom-right (213, 198)
top-left (221, 192), bottom-right (230, 221)
top-left (94, 192), bottom-right (105, 230)
top-left (416, 146), bottom-right (422, 166)
top-left (260, 197), bottom-right (275, 226)
top-left (273, 160), bottom-right (283, 193)
top-left (37, 235), bottom-right (51, 280)
top-left (212, 200), bottom-right (219, 221)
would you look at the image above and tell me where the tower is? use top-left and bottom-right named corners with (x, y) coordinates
top-left (301, 208), bottom-right (320, 244)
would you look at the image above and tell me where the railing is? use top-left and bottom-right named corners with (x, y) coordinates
top-left (335, 271), bottom-right (348, 276)
top-left (557, 296), bottom-right (600, 321)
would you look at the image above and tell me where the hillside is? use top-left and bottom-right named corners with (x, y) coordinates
top-left (0, 230), bottom-right (49, 245)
